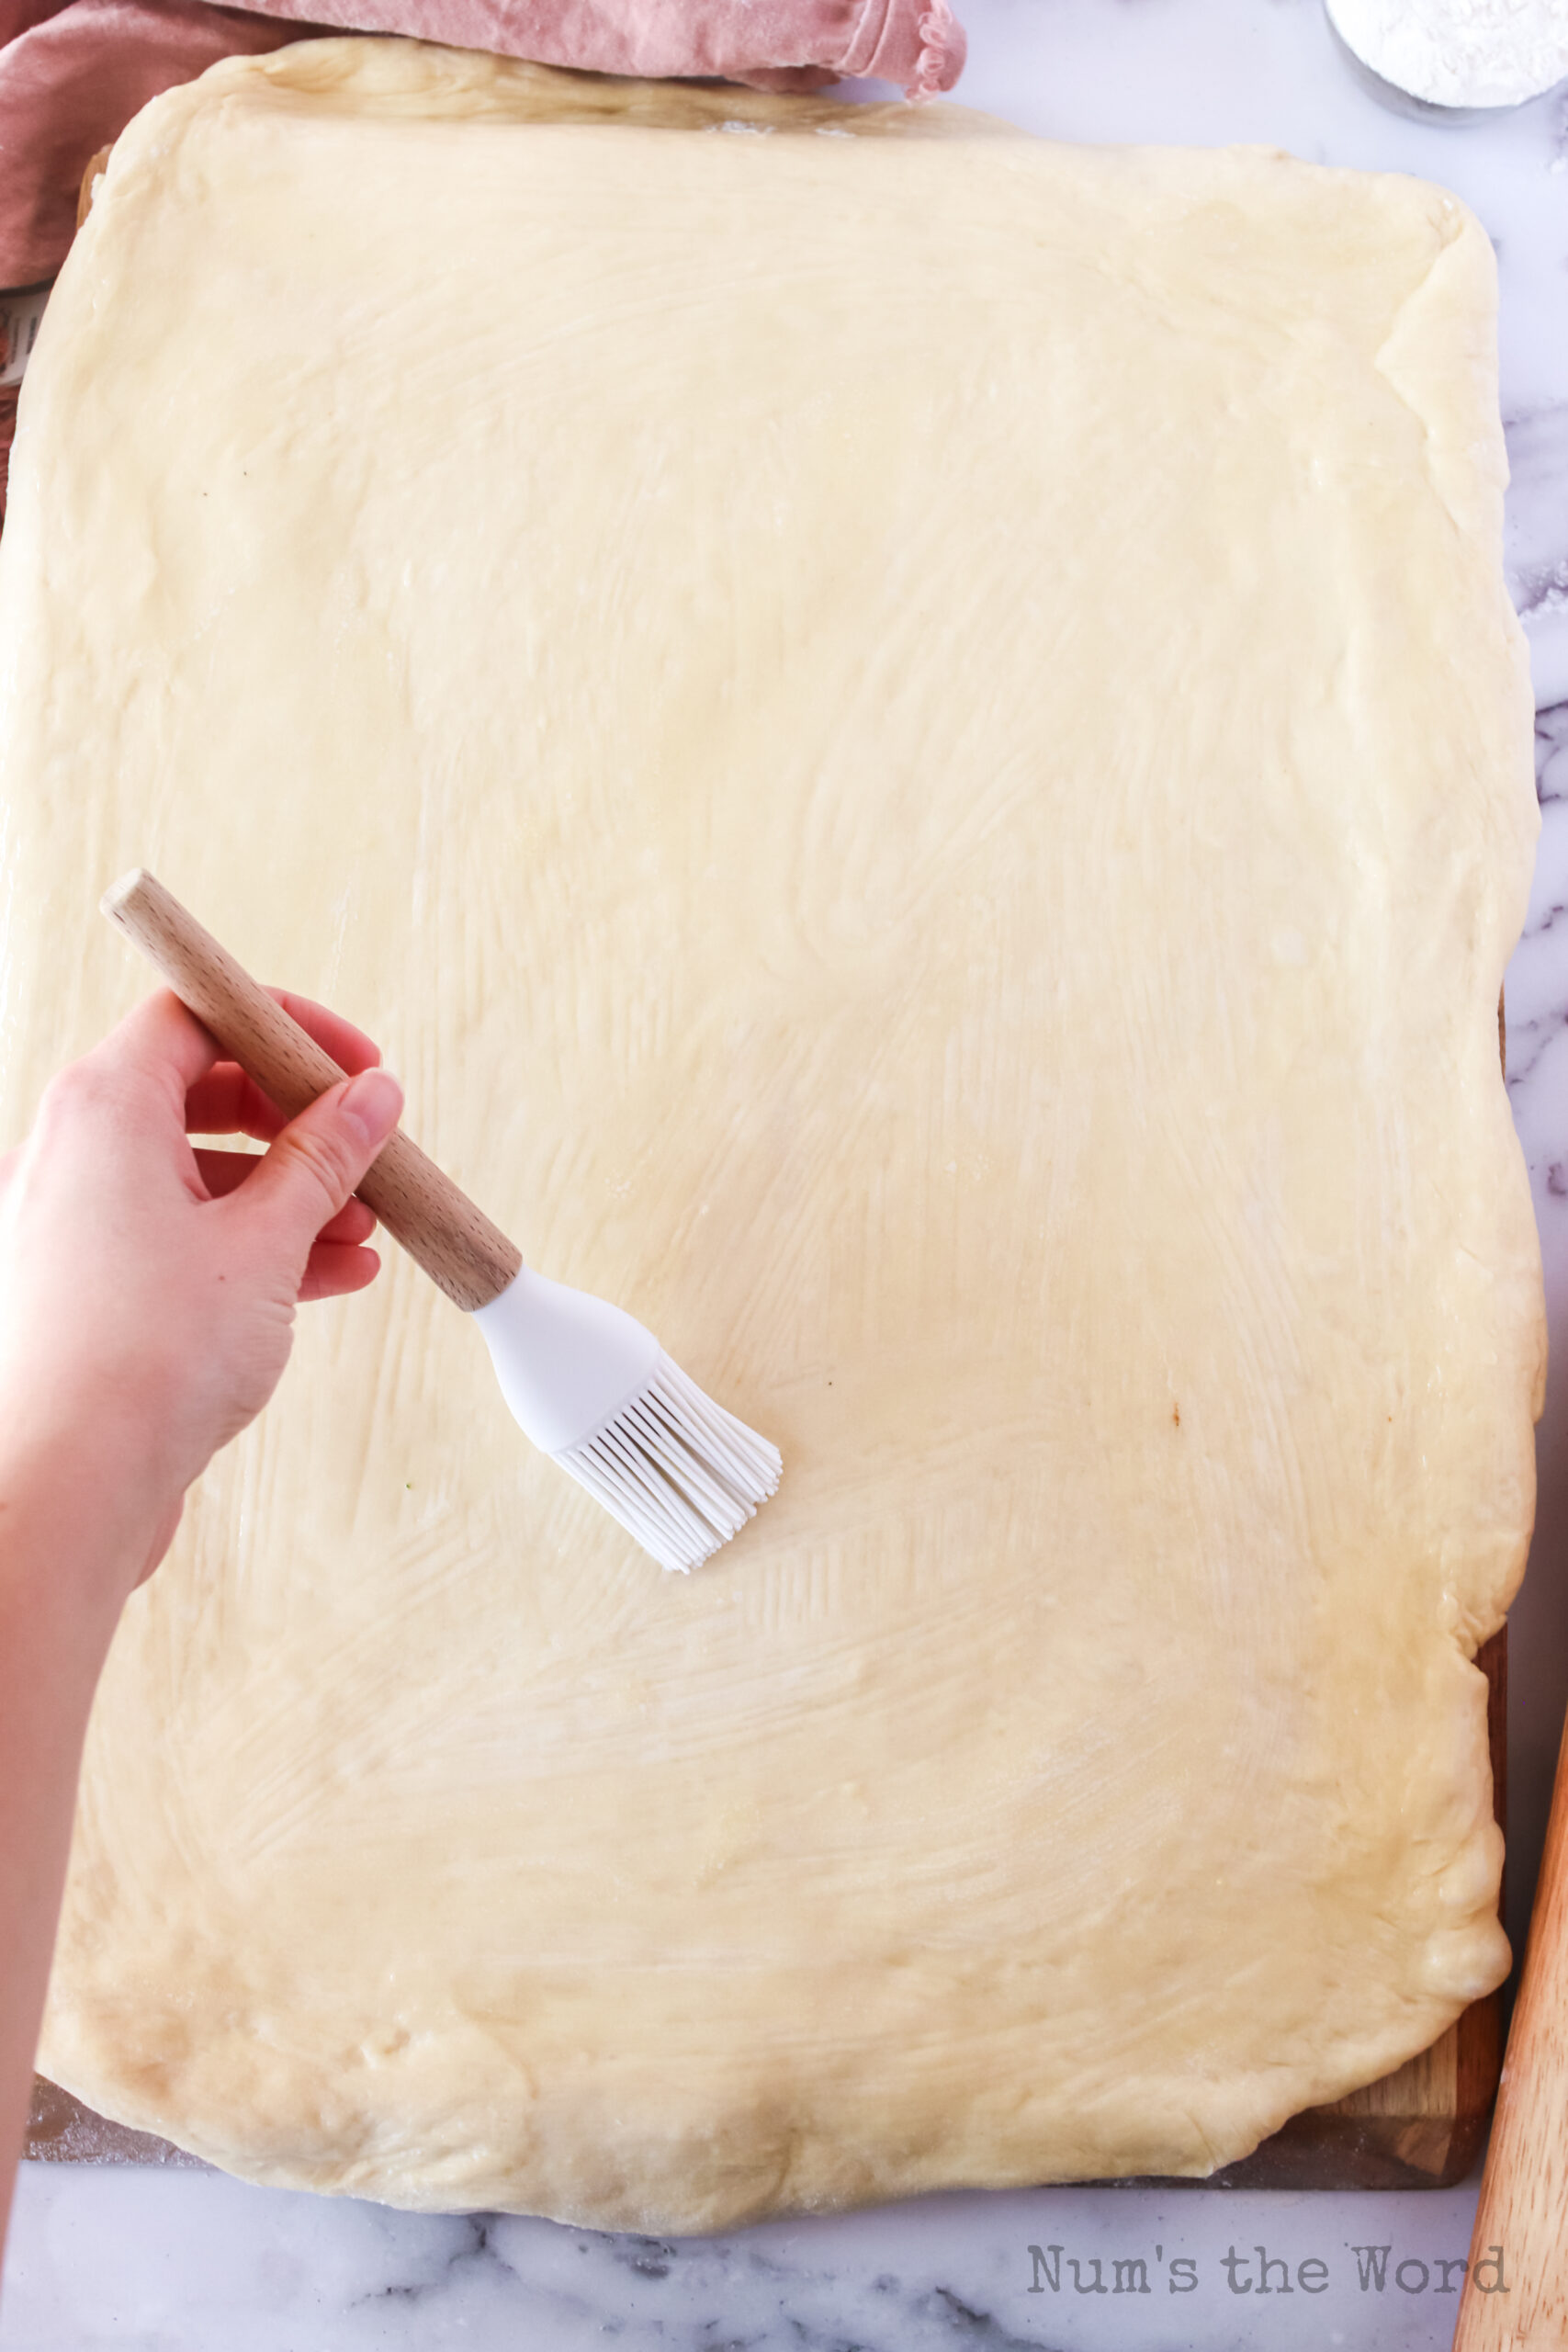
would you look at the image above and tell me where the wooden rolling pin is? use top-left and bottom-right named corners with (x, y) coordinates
top-left (1454, 1695), bottom-right (1568, 2348)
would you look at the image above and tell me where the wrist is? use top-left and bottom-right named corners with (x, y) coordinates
top-left (0, 1423), bottom-right (173, 1632)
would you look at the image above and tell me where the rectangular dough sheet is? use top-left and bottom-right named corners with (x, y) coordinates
top-left (0, 40), bottom-right (1544, 2227)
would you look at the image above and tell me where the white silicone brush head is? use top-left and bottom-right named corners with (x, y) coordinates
top-left (473, 1268), bottom-right (782, 1572)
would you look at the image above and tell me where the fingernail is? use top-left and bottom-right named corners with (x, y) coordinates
top-left (341, 1068), bottom-right (403, 1146)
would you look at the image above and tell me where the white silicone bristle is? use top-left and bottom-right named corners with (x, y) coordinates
top-left (554, 1354), bottom-right (783, 1573)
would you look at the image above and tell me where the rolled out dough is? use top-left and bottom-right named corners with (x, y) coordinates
top-left (0, 40), bottom-right (1543, 2226)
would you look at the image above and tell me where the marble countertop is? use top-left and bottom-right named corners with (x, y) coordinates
top-left (6, 2), bottom-right (1567, 2345)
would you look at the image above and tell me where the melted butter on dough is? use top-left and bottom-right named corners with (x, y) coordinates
top-left (0, 39), bottom-right (1543, 2226)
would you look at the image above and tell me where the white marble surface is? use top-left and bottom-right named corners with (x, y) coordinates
top-left (0, 2165), bottom-right (1498, 2349)
top-left (5, 2), bottom-right (1567, 2345)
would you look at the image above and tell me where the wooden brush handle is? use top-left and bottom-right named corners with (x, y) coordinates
top-left (101, 869), bottom-right (522, 1313)
top-left (1454, 1697), bottom-right (1568, 2348)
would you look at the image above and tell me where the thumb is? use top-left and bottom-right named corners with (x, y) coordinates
top-left (237, 1069), bottom-right (403, 1258)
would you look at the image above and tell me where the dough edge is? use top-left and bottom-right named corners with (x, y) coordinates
top-left (16, 35), bottom-right (1544, 2227)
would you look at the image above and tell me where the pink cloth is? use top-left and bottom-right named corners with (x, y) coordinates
top-left (235, 0), bottom-right (964, 93)
top-left (0, 0), bottom-right (965, 286)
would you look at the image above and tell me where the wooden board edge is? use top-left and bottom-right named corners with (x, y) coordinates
top-left (78, 146), bottom-right (113, 231)
top-left (1201, 1624), bottom-right (1507, 2191)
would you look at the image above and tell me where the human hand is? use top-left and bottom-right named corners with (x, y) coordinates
top-left (0, 989), bottom-right (403, 1611)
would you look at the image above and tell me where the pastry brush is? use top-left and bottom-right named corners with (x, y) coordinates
top-left (101, 868), bottom-right (782, 1572)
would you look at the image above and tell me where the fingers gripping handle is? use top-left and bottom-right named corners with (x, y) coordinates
top-left (101, 869), bottom-right (523, 1312)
